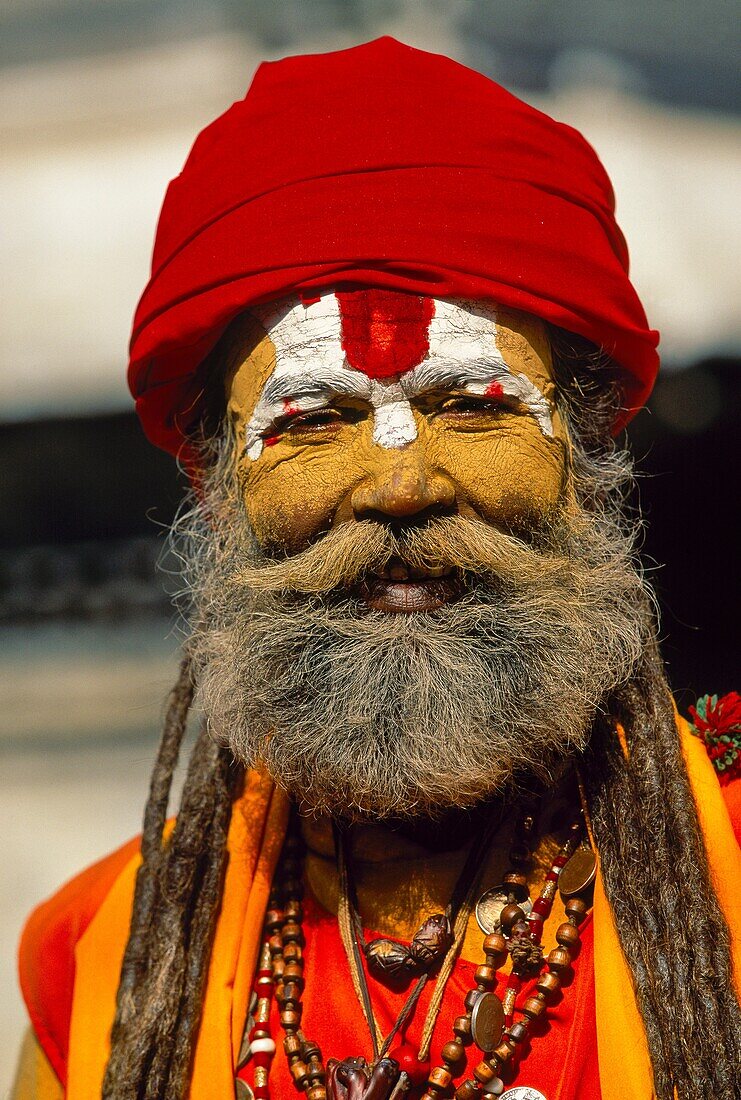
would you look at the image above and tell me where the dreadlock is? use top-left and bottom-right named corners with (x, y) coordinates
top-left (103, 329), bottom-right (740, 1100)
top-left (552, 331), bottom-right (741, 1099)
top-left (103, 654), bottom-right (236, 1099)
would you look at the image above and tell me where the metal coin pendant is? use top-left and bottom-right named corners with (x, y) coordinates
top-left (500, 1088), bottom-right (548, 1100)
top-left (558, 847), bottom-right (597, 899)
top-left (475, 882), bottom-right (531, 934)
top-left (470, 991), bottom-right (505, 1052)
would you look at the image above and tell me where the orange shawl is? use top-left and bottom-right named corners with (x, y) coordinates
top-left (65, 717), bottom-right (740, 1100)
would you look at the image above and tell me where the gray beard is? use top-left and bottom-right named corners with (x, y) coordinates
top-left (184, 482), bottom-right (650, 821)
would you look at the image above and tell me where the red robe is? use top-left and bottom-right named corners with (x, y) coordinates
top-left (18, 722), bottom-right (741, 1099)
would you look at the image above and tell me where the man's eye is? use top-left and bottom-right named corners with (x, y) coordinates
top-left (438, 396), bottom-right (506, 416)
top-left (285, 408), bottom-right (344, 430)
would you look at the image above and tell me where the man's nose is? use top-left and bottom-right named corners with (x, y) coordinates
top-left (351, 452), bottom-right (457, 521)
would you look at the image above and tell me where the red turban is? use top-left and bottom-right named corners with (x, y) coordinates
top-left (128, 36), bottom-right (659, 455)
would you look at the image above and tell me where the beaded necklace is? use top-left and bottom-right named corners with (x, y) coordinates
top-left (236, 806), bottom-right (596, 1100)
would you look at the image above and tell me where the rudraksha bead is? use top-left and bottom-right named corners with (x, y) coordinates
top-left (474, 964), bottom-right (497, 987)
top-left (306, 1086), bottom-right (326, 1100)
top-left (509, 842), bottom-right (530, 865)
top-left (522, 995), bottom-right (547, 1018)
top-left (454, 1081), bottom-right (481, 1100)
top-left (473, 1059), bottom-right (497, 1085)
top-left (503, 870), bottom-right (528, 888)
top-left (510, 919), bottom-right (531, 940)
top-left (282, 921), bottom-right (304, 943)
top-left (508, 1022), bottom-right (528, 1044)
top-left (555, 922), bottom-right (580, 949)
top-left (492, 1039), bottom-right (514, 1064)
top-left (499, 903), bottom-right (524, 933)
top-left (280, 1008), bottom-right (302, 1029)
top-left (453, 1014), bottom-right (473, 1041)
top-left (283, 961), bottom-right (304, 984)
top-left (289, 1060), bottom-right (308, 1085)
top-left (535, 971), bottom-right (561, 997)
top-left (547, 947), bottom-right (571, 972)
top-left (482, 932), bottom-right (507, 957)
top-left (441, 1040), bottom-right (466, 1068)
top-left (565, 896), bottom-right (589, 923)
top-left (428, 1066), bottom-right (453, 1089)
top-left (279, 981), bottom-right (302, 1005)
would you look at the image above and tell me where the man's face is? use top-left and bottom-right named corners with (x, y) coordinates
top-left (226, 293), bottom-right (569, 590)
top-left (190, 291), bottom-right (644, 820)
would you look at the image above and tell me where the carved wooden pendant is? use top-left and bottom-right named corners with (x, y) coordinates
top-left (326, 1057), bottom-right (410, 1100)
top-left (365, 913), bottom-right (452, 979)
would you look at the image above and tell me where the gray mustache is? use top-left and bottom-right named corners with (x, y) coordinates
top-left (234, 515), bottom-right (576, 595)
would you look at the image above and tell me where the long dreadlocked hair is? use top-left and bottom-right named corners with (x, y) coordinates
top-left (103, 332), bottom-right (741, 1100)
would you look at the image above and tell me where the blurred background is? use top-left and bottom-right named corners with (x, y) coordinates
top-left (1, 0), bottom-right (739, 1087)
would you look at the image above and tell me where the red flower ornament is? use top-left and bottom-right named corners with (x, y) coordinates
top-left (688, 692), bottom-right (741, 785)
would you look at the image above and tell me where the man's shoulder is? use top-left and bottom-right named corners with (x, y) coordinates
top-left (18, 834), bottom-right (141, 1085)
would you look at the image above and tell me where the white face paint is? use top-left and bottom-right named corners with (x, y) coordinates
top-left (244, 295), bottom-right (553, 460)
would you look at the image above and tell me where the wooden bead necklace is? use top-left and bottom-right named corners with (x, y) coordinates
top-left (236, 803), bottom-right (596, 1100)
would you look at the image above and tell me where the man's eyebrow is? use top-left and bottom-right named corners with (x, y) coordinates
top-left (402, 356), bottom-right (528, 393)
top-left (259, 364), bottom-right (370, 407)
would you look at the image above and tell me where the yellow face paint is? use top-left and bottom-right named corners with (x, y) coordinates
top-left (225, 295), bottom-right (569, 553)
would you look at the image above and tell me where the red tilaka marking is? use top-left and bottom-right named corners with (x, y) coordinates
top-left (484, 380), bottom-right (504, 398)
top-left (336, 289), bottom-right (434, 379)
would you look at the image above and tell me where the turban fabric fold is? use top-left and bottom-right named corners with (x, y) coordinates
top-left (128, 36), bottom-right (659, 455)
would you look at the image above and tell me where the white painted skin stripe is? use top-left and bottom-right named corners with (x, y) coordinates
top-left (243, 295), bottom-right (553, 459)
top-left (404, 358), bottom-right (553, 439)
top-left (251, 294), bottom-right (345, 373)
top-left (368, 382), bottom-right (417, 448)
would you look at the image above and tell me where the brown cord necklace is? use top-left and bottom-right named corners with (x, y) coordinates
top-left (333, 808), bottom-right (507, 1070)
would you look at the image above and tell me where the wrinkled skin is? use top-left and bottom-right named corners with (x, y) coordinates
top-left (226, 306), bottom-right (570, 565)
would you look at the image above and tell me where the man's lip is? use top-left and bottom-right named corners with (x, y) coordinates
top-left (358, 575), bottom-right (461, 613)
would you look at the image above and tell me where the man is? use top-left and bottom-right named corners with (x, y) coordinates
top-left (14, 37), bottom-right (741, 1100)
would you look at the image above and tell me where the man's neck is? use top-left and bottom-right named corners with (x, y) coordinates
top-left (300, 784), bottom-right (576, 960)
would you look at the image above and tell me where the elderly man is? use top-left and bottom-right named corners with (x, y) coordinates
top-left (14, 37), bottom-right (740, 1100)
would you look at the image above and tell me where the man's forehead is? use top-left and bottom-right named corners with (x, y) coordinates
top-left (243, 290), bottom-right (552, 381)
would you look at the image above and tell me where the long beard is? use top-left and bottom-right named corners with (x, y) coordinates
top-left (185, 481), bottom-right (650, 820)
